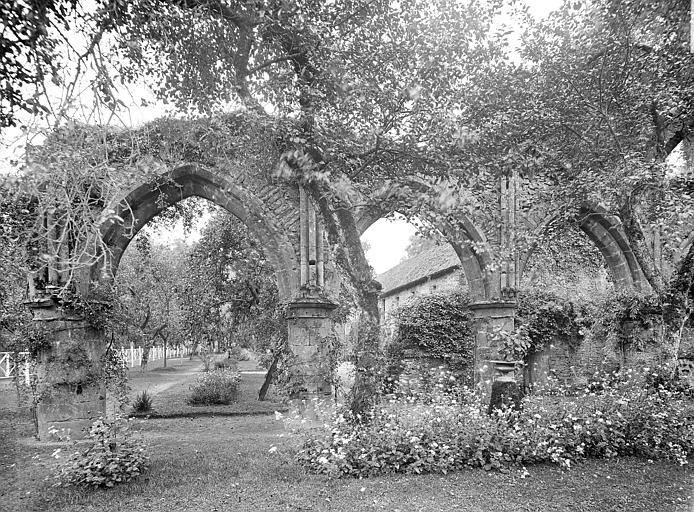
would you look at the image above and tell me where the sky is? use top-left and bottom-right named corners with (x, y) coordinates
top-left (361, 217), bottom-right (417, 274)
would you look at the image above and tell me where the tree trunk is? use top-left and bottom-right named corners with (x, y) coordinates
top-left (258, 350), bottom-right (281, 401)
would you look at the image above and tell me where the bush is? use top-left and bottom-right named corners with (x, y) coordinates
top-left (215, 358), bottom-right (237, 370)
top-left (516, 289), bottom-right (589, 352)
top-left (132, 390), bottom-right (153, 413)
top-left (54, 416), bottom-right (149, 487)
top-left (188, 368), bottom-right (241, 405)
top-left (297, 369), bottom-right (694, 477)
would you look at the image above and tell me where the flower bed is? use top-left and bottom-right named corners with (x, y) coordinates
top-left (297, 372), bottom-right (694, 477)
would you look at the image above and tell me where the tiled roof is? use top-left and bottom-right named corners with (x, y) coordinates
top-left (376, 244), bottom-right (460, 297)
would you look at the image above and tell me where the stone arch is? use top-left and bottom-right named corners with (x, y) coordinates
top-left (577, 204), bottom-right (648, 292)
top-left (519, 203), bottom-right (648, 292)
top-left (354, 184), bottom-right (494, 301)
top-left (99, 165), bottom-right (300, 301)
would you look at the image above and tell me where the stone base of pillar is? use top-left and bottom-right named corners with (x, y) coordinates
top-left (37, 386), bottom-right (107, 440)
top-left (27, 299), bottom-right (112, 441)
top-left (469, 300), bottom-right (517, 396)
top-left (286, 295), bottom-right (337, 400)
top-left (487, 379), bottom-right (523, 415)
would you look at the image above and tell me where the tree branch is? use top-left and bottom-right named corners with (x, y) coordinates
top-left (241, 53), bottom-right (304, 77)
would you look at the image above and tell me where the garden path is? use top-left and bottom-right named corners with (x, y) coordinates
top-left (127, 357), bottom-right (205, 401)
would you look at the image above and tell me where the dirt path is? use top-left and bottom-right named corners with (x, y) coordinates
top-left (127, 358), bottom-right (204, 401)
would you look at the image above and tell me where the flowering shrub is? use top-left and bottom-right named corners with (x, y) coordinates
top-left (188, 368), bottom-right (241, 405)
top-left (297, 370), bottom-right (694, 477)
top-left (54, 416), bottom-right (149, 487)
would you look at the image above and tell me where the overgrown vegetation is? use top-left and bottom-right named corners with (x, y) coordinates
top-left (53, 417), bottom-right (149, 488)
top-left (516, 290), bottom-right (589, 353)
top-left (297, 369), bottom-right (694, 478)
top-left (388, 292), bottom-right (475, 384)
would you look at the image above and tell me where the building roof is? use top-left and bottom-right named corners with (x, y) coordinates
top-left (376, 244), bottom-right (461, 297)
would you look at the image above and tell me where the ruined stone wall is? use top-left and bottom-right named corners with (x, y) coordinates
top-left (524, 341), bottom-right (578, 389)
top-left (527, 316), bottom-right (692, 389)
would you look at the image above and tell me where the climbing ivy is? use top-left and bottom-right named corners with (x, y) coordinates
top-left (391, 292), bottom-right (476, 374)
top-left (588, 292), bottom-right (663, 353)
top-left (516, 290), bottom-right (590, 354)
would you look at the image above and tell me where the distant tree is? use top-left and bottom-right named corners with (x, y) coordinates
top-left (183, 209), bottom-right (284, 342)
top-left (112, 233), bottom-right (188, 365)
top-left (403, 234), bottom-right (437, 260)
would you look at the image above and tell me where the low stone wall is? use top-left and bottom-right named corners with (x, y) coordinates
top-left (525, 321), bottom-right (694, 390)
top-left (524, 341), bottom-right (577, 389)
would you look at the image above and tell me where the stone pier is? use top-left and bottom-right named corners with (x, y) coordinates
top-left (469, 300), bottom-right (517, 394)
top-left (28, 299), bottom-right (110, 441)
top-left (286, 295), bottom-right (337, 398)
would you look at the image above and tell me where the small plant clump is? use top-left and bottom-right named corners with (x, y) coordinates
top-left (296, 369), bottom-right (694, 478)
top-left (188, 368), bottom-right (241, 405)
top-left (132, 390), bottom-right (153, 413)
top-left (54, 416), bottom-right (149, 487)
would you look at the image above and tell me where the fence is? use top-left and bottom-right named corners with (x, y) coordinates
top-left (0, 344), bottom-right (191, 385)
top-left (0, 352), bottom-right (32, 385)
top-left (117, 344), bottom-right (191, 369)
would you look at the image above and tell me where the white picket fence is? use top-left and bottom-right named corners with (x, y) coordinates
top-left (117, 344), bottom-right (191, 369)
top-left (0, 352), bottom-right (32, 385)
top-left (0, 344), bottom-right (191, 385)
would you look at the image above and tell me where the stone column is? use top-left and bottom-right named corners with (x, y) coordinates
top-left (287, 186), bottom-right (338, 401)
top-left (28, 298), bottom-right (111, 441)
top-left (286, 296), bottom-right (337, 398)
top-left (299, 186), bottom-right (325, 290)
top-left (469, 300), bottom-right (517, 394)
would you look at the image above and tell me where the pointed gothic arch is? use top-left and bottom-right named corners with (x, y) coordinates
top-left (518, 203), bottom-right (649, 293)
top-left (354, 183), bottom-right (495, 301)
top-left (98, 165), bottom-right (300, 301)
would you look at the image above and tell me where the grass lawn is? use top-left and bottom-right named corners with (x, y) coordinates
top-left (127, 359), bottom-right (284, 417)
top-left (1, 362), bottom-right (692, 512)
